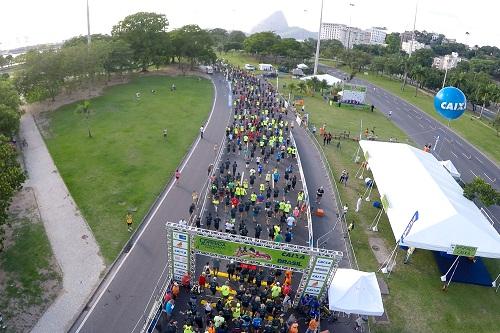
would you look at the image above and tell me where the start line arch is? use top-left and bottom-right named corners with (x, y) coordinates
top-left (166, 222), bottom-right (343, 305)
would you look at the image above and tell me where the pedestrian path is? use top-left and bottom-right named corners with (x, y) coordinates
top-left (20, 113), bottom-right (105, 333)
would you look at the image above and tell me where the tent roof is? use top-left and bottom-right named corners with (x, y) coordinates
top-left (300, 74), bottom-right (342, 86)
top-left (297, 63), bottom-right (309, 69)
top-left (440, 160), bottom-right (461, 178)
top-left (359, 140), bottom-right (500, 258)
top-left (328, 269), bottom-right (384, 316)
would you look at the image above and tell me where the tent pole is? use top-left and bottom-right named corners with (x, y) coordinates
top-left (365, 181), bottom-right (375, 201)
top-left (379, 243), bottom-right (399, 273)
top-left (370, 209), bottom-right (383, 232)
top-left (442, 256), bottom-right (460, 291)
top-left (492, 272), bottom-right (500, 292)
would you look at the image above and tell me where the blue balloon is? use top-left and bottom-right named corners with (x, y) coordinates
top-left (434, 87), bottom-right (467, 120)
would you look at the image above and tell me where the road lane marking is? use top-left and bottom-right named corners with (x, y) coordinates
top-left (483, 173), bottom-right (496, 183)
top-left (462, 152), bottom-right (472, 159)
top-left (418, 123), bottom-right (424, 129)
top-left (474, 156), bottom-right (485, 165)
top-left (470, 170), bottom-right (478, 177)
top-left (450, 151), bottom-right (458, 158)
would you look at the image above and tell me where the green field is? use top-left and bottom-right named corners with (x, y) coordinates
top-left (222, 53), bottom-right (500, 333)
top-left (0, 217), bottom-right (61, 326)
top-left (43, 75), bottom-right (213, 262)
top-left (319, 61), bottom-right (500, 163)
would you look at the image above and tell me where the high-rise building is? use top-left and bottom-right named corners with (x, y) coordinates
top-left (320, 23), bottom-right (387, 48)
top-left (366, 27), bottom-right (387, 44)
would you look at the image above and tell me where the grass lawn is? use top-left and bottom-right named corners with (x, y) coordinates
top-left (43, 75), bottom-right (213, 263)
top-left (222, 52), bottom-right (500, 333)
top-left (0, 218), bottom-right (61, 324)
top-left (319, 62), bottom-right (500, 163)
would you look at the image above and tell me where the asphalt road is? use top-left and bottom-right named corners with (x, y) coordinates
top-left (319, 64), bottom-right (500, 228)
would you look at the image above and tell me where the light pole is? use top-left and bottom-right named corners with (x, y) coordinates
top-left (346, 3), bottom-right (355, 49)
top-left (313, 0), bottom-right (325, 75)
top-left (86, 0), bottom-right (92, 98)
top-left (441, 57), bottom-right (451, 89)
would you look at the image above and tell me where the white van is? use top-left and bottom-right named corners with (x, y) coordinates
top-left (244, 64), bottom-right (256, 71)
top-left (259, 64), bottom-right (273, 71)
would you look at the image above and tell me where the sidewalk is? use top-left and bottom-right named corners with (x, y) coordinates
top-left (20, 113), bottom-right (105, 333)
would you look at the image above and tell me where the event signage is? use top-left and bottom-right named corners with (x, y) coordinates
top-left (304, 257), bottom-right (335, 297)
top-left (399, 211), bottom-right (419, 244)
top-left (449, 244), bottom-right (478, 257)
top-left (170, 230), bottom-right (190, 281)
top-left (194, 235), bottom-right (310, 270)
top-left (433, 87), bottom-right (467, 120)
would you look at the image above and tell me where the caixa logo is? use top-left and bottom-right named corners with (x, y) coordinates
top-left (434, 87), bottom-right (467, 120)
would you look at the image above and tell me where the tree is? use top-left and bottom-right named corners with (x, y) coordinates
top-left (371, 56), bottom-right (386, 74)
top-left (463, 177), bottom-right (500, 206)
top-left (0, 79), bottom-right (21, 111)
top-left (208, 28), bottom-right (228, 53)
top-left (410, 64), bottom-right (426, 96)
top-left (0, 135), bottom-right (26, 251)
top-left (111, 12), bottom-right (169, 71)
top-left (410, 48), bottom-right (434, 68)
top-left (170, 25), bottom-right (216, 70)
top-left (76, 100), bottom-right (93, 138)
top-left (103, 39), bottom-right (134, 79)
top-left (297, 81), bottom-right (307, 94)
top-left (385, 33), bottom-right (401, 54)
top-left (228, 30), bottom-right (246, 44)
top-left (287, 82), bottom-right (297, 97)
top-left (319, 79), bottom-right (329, 95)
top-left (0, 105), bottom-right (20, 138)
top-left (243, 32), bottom-right (280, 60)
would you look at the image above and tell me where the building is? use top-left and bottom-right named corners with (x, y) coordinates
top-left (432, 52), bottom-right (462, 70)
top-left (366, 27), bottom-right (387, 44)
top-left (320, 23), bottom-right (387, 48)
top-left (401, 40), bottom-right (426, 54)
top-left (400, 31), bottom-right (414, 43)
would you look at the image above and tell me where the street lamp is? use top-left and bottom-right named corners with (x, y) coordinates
top-left (441, 57), bottom-right (451, 88)
top-left (313, 0), bottom-right (325, 75)
top-left (346, 3), bottom-right (355, 49)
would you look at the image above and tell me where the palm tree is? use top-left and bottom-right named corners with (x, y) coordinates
top-left (297, 81), bottom-right (307, 94)
top-left (479, 83), bottom-right (496, 119)
top-left (319, 79), bottom-right (329, 95)
top-left (76, 100), bottom-right (92, 138)
top-left (410, 65), bottom-right (426, 97)
top-left (288, 82), bottom-right (297, 98)
top-left (306, 79), bottom-right (315, 96)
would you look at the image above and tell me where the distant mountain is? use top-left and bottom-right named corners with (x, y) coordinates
top-left (250, 11), bottom-right (316, 41)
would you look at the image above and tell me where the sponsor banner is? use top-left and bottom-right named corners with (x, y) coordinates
top-left (174, 240), bottom-right (189, 250)
top-left (173, 268), bottom-right (186, 276)
top-left (173, 255), bottom-right (188, 263)
top-left (305, 286), bottom-right (321, 295)
top-left (309, 272), bottom-right (328, 281)
top-left (173, 274), bottom-right (184, 281)
top-left (315, 258), bottom-right (333, 267)
top-left (313, 265), bottom-right (330, 275)
top-left (173, 232), bottom-right (189, 242)
top-left (194, 235), bottom-right (310, 270)
top-left (307, 279), bottom-right (324, 290)
top-left (174, 248), bottom-right (188, 256)
top-left (174, 262), bottom-right (188, 270)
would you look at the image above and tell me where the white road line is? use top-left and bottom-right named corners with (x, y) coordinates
top-left (475, 156), bottom-right (485, 165)
top-left (470, 170), bottom-right (478, 178)
top-left (418, 123), bottom-right (424, 129)
top-left (455, 140), bottom-right (463, 147)
top-left (430, 125), bottom-right (436, 130)
top-left (445, 138), bottom-right (452, 144)
top-left (425, 118), bottom-right (431, 123)
top-left (462, 152), bottom-right (472, 159)
top-left (450, 151), bottom-right (458, 158)
top-left (74, 79), bottom-right (222, 333)
top-left (483, 173), bottom-right (496, 183)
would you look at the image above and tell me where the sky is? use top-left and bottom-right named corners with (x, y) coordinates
top-left (0, 0), bottom-right (499, 50)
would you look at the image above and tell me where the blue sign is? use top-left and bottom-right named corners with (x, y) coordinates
top-left (399, 211), bottom-right (419, 244)
top-left (433, 87), bottom-right (467, 120)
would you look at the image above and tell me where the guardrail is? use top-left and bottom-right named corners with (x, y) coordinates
top-left (289, 130), bottom-right (314, 248)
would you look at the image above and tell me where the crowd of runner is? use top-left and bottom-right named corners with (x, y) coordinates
top-left (156, 64), bottom-right (324, 333)
top-left (193, 64), bottom-right (308, 244)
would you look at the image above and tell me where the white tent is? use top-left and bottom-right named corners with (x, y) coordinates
top-left (300, 74), bottom-right (342, 86)
top-left (359, 140), bottom-right (500, 258)
top-left (439, 160), bottom-right (461, 178)
top-left (297, 63), bottom-right (309, 69)
top-left (328, 269), bottom-right (384, 316)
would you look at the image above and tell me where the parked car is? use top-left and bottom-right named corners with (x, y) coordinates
top-left (244, 64), bottom-right (256, 71)
top-left (263, 71), bottom-right (278, 78)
